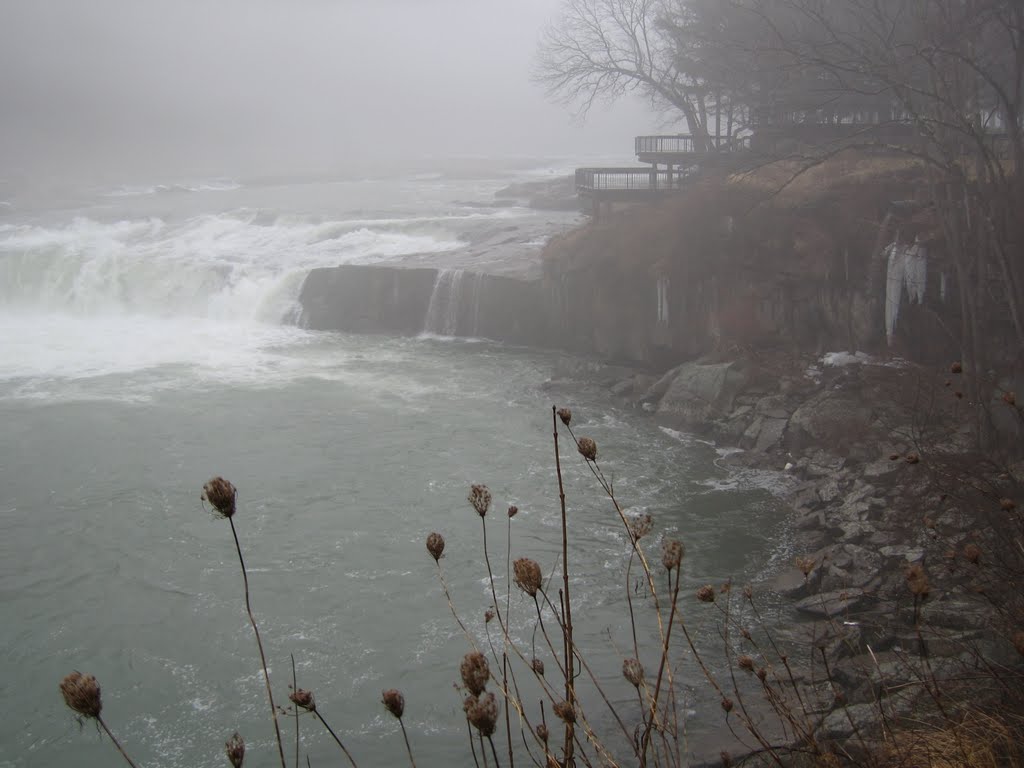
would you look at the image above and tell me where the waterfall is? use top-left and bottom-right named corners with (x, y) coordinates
top-left (422, 269), bottom-right (483, 337)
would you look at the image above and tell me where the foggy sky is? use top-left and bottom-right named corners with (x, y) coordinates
top-left (0, 0), bottom-right (659, 183)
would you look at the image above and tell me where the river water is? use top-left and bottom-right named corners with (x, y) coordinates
top-left (0, 164), bottom-right (792, 767)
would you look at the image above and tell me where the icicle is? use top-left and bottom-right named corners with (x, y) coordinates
top-left (905, 239), bottom-right (927, 304)
top-left (656, 277), bottom-right (669, 324)
top-left (885, 242), bottom-right (903, 344)
top-left (884, 238), bottom-right (928, 345)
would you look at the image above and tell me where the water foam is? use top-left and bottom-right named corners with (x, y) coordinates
top-left (0, 211), bottom-right (464, 389)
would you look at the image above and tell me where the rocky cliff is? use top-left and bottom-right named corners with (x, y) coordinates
top-left (298, 152), bottom-right (952, 371)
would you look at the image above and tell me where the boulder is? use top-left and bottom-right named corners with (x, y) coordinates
top-left (788, 392), bottom-right (874, 455)
top-left (655, 361), bottom-right (751, 426)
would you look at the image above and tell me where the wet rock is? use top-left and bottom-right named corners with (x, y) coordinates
top-left (656, 361), bottom-right (751, 425)
top-left (741, 415), bottom-right (788, 453)
top-left (788, 393), bottom-right (873, 455)
top-left (794, 589), bottom-right (872, 618)
top-left (819, 699), bottom-right (912, 741)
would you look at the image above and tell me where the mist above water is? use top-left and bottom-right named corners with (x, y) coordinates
top-left (0, 0), bottom-right (654, 186)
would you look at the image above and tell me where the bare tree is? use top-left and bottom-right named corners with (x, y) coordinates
top-left (535, 0), bottom-right (718, 148)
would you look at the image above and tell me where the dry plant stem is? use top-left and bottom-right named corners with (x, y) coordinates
top-left (398, 718), bottom-right (418, 768)
top-left (551, 407), bottom-right (575, 767)
top-left (504, 516), bottom-right (515, 768)
top-left (747, 596), bottom-right (813, 727)
top-left (435, 561), bottom-right (478, 650)
top-left (564, 422), bottom-right (675, 702)
top-left (502, 653), bottom-right (514, 768)
top-left (97, 715), bottom-right (141, 768)
top-left (487, 735), bottom-right (502, 768)
top-left (482, 622), bottom-right (537, 750)
top-left (467, 718), bottom-right (482, 768)
top-left (677, 617), bottom-right (783, 768)
top-left (532, 597), bottom-right (568, 679)
top-left (639, 565), bottom-right (680, 768)
top-left (536, 590), bottom-right (637, 754)
top-left (480, 517), bottom-right (507, 635)
top-left (229, 516), bottom-right (287, 768)
top-left (819, 647), bottom-right (869, 752)
top-left (625, 550), bottom-right (641, 660)
top-left (719, 594), bottom-right (787, 761)
top-left (313, 710), bottom-right (359, 768)
top-left (291, 654), bottom-right (300, 768)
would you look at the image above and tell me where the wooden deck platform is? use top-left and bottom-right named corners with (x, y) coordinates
top-left (575, 134), bottom-right (750, 215)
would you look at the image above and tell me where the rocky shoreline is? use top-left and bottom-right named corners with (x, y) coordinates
top-left (595, 348), bottom-right (1020, 753)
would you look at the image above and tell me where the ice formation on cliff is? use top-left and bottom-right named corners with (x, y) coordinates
top-left (885, 238), bottom-right (927, 344)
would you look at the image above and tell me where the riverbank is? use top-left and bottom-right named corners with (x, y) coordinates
top-left (294, 156), bottom-right (1024, 759)
top-left (597, 346), bottom-right (1024, 755)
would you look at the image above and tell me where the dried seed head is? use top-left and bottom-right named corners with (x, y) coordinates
top-left (905, 563), bottom-right (930, 598)
top-left (577, 437), bottom-right (597, 462)
top-left (737, 655), bottom-right (755, 673)
top-left (889, 453), bottom-right (900, 461)
top-left (1014, 632), bottom-right (1024, 657)
top-left (289, 688), bottom-right (315, 712)
top-left (905, 453), bottom-right (920, 464)
top-left (721, 698), bottom-right (734, 713)
top-left (661, 539), bottom-right (684, 571)
top-left (426, 532), bottom-right (445, 562)
top-left (721, 751), bottom-right (732, 768)
top-left (1003, 391), bottom-right (1017, 406)
top-left (1000, 498), bottom-right (1017, 511)
top-left (225, 732), bottom-right (245, 768)
top-left (553, 700), bottom-right (576, 724)
top-left (531, 658), bottom-right (545, 676)
top-left (465, 692), bottom-right (499, 736)
top-left (536, 723), bottom-right (549, 744)
top-left (696, 585), bottom-right (716, 603)
top-left (622, 658), bottom-right (644, 688)
top-left (460, 652), bottom-right (490, 696)
top-left (951, 361), bottom-right (963, 374)
top-left (513, 558), bottom-right (543, 597)
top-left (742, 584), bottom-right (753, 600)
top-left (468, 484), bottom-right (492, 516)
top-left (756, 667), bottom-right (768, 682)
top-left (202, 476), bottom-right (237, 519)
top-left (557, 408), bottom-right (572, 426)
top-left (507, 505), bottom-right (519, 518)
top-left (485, 609), bottom-right (494, 624)
top-left (963, 543), bottom-right (982, 565)
top-left (795, 556), bottom-right (816, 577)
top-left (740, 628), bottom-right (752, 641)
top-left (382, 689), bottom-right (405, 719)
top-left (60, 672), bottom-right (102, 719)
top-left (627, 513), bottom-right (653, 541)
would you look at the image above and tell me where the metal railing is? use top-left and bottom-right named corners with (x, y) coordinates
top-left (634, 134), bottom-right (750, 155)
top-left (575, 167), bottom-right (685, 192)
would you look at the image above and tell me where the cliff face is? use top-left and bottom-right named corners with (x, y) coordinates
top-left (298, 154), bottom-right (949, 369)
top-left (299, 264), bottom-right (551, 346)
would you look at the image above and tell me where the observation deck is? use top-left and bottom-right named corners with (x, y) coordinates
top-left (575, 134), bottom-right (750, 216)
